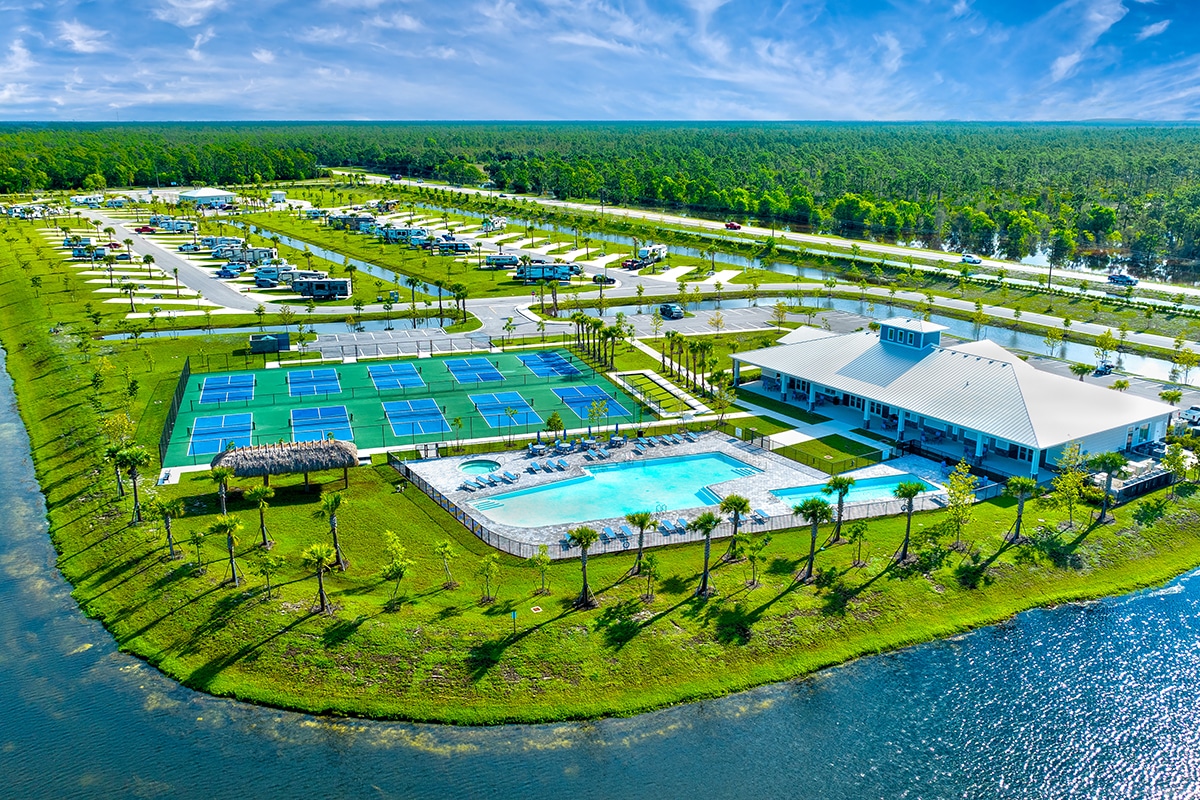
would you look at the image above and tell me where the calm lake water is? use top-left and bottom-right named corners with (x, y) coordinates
top-left (2, 344), bottom-right (1199, 798)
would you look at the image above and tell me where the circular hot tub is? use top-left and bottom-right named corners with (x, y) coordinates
top-left (459, 459), bottom-right (501, 475)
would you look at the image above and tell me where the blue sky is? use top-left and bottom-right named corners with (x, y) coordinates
top-left (0, 0), bottom-right (1196, 120)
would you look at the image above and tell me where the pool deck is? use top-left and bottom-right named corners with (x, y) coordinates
top-left (404, 431), bottom-right (949, 558)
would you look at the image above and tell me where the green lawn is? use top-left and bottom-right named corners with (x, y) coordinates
top-left (8, 214), bottom-right (1200, 726)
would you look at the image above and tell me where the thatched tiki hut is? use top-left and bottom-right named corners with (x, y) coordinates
top-left (211, 440), bottom-right (359, 489)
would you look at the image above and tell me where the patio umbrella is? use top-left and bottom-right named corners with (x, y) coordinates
top-left (536, 430), bottom-right (541, 444)
top-left (587, 425), bottom-right (592, 436)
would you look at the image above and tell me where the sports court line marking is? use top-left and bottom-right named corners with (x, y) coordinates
top-left (445, 357), bottom-right (504, 384)
top-left (517, 351), bottom-right (582, 378)
top-left (188, 412), bottom-right (252, 456)
top-left (367, 362), bottom-right (425, 391)
top-left (288, 367), bottom-right (342, 397)
top-left (199, 374), bottom-right (255, 404)
top-left (290, 405), bottom-right (353, 442)
top-left (552, 385), bottom-right (632, 419)
top-left (469, 391), bottom-right (542, 428)
top-left (382, 398), bottom-right (451, 436)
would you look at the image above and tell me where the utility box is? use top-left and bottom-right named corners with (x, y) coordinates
top-left (249, 333), bottom-right (290, 353)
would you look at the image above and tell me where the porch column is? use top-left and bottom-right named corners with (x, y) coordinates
top-left (897, 414), bottom-right (906, 441)
top-left (862, 403), bottom-right (870, 427)
top-left (732, 361), bottom-right (740, 386)
top-left (1029, 448), bottom-right (1041, 479)
top-left (975, 436), bottom-right (984, 458)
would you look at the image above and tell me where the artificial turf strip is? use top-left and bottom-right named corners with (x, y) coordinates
top-left (6, 213), bottom-right (1200, 725)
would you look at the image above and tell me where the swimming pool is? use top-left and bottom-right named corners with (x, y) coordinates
top-left (771, 473), bottom-right (937, 505)
top-left (474, 452), bottom-right (760, 527)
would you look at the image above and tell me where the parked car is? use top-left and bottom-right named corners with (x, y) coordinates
top-left (115, 253), bottom-right (131, 261)
top-left (659, 303), bottom-right (685, 320)
top-left (961, 253), bottom-right (983, 265)
top-left (178, 243), bottom-right (201, 252)
top-left (725, 221), bottom-right (742, 230)
top-left (1180, 405), bottom-right (1200, 424)
top-left (592, 274), bottom-right (616, 284)
top-left (1108, 273), bottom-right (1138, 286)
top-left (134, 226), bottom-right (155, 233)
top-left (622, 258), bottom-right (640, 268)
top-left (1093, 362), bottom-right (1114, 377)
top-left (216, 268), bottom-right (239, 279)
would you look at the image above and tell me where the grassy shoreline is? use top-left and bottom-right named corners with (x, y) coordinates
top-left (4, 216), bottom-right (1200, 725)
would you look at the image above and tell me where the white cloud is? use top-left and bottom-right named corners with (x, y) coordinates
top-left (874, 31), bottom-right (903, 74)
top-left (2, 39), bottom-right (33, 74)
top-left (550, 31), bottom-right (637, 54)
top-left (323, 0), bottom-right (388, 6)
top-left (154, 0), bottom-right (228, 27)
top-left (57, 20), bottom-right (108, 53)
top-left (1137, 19), bottom-right (1171, 41)
top-left (296, 25), bottom-right (352, 43)
top-left (373, 12), bottom-right (421, 31)
top-left (1044, 0), bottom-right (1127, 82)
top-left (187, 28), bottom-right (215, 61)
top-left (252, 48), bottom-right (275, 63)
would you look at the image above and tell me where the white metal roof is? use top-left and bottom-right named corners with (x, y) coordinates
top-left (179, 187), bottom-right (234, 199)
top-left (879, 317), bottom-right (948, 334)
top-left (734, 331), bottom-right (1173, 450)
top-left (777, 326), bottom-right (841, 345)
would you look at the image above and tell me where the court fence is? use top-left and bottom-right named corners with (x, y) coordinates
top-left (158, 356), bottom-right (192, 464)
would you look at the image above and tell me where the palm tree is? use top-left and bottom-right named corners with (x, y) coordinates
top-left (794, 498), bottom-right (832, 583)
top-left (568, 526), bottom-right (600, 608)
top-left (313, 491), bottom-right (348, 571)
top-left (245, 485), bottom-right (275, 548)
top-left (1090, 451), bottom-right (1128, 524)
top-left (208, 466), bottom-right (234, 514)
top-left (625, 511), bottom-right (654, 575)
top-left (301, 542), bottom-right (337, 613)
top-left (1004, 476), bottom-right (1037, 543)
top-left (142, 253), bottom-right (155, 277)
top-left (1069, 362), bottom-right (1092, 381)
top-left (893, 481), bottom-right (926, 563)
top-left (145, 497), bottom-right (185, 560)
top-left (104, 443), bottom-right (126, 498)
top-left (688, 511), bottom-right (722, 597)
top-left (117, 446), bottom-right (152, 523)
top-left (719, 494), bottom-right (751, 560)
top-left (209, 515), bottom-right (244, 587)
top-left (821, 476), bottom-right (855, 542)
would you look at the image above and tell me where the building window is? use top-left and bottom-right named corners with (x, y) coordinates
top-left (907, 332), bottom-right (914, 345)
top-left (886, 328), bottom-right (894, 341)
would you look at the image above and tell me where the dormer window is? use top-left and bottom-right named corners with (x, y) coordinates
top-left (907, 332), bottom-right (914, 345)
top-left (887, 329), bottom-right (895, 341)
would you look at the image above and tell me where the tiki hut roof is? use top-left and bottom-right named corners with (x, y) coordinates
top-left (210, 440), bottom-right (359, 477)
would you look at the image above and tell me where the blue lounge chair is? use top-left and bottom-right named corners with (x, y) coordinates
top-left (637, 437), bottom-right (649, 447)
top-left (668, 434), bottom-right (682, 444)
top-left (683, 431), bottom-right (698, 442)
top-left (502, 471), bottom-right (520, 482)
top-left (542, 462), bottom-right (556, 473)
top-left (556, 458), bottom-right (569, 470)
top-left (633, 444), bottom-right (645, 456)
top-left (559, 537), bottom-right (572, 551)
top-left (658, 519), bottom-right (676, 534)
top-left (619, 524), bottom-right (633, 541)
top-left (753, 508), bottom-right (770, 523)
top-left (646, 436), bottom-right (659, 446)
top-left (596, 447), bottom-right (609, 459)
top-left (602, 526), bottom-right (616, 543)
top-left (458, 482), bottom-right (475, 492)
top-left (528, 461), bottom-right (541, 473)
top-left (473, 478), bottom-right (489, 490)
top-left (676, 518), bottom-right (689, 532)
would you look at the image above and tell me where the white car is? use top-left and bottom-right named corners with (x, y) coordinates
top-left (1181, 405), bottom-right (1200, 424)
top-left (961, 253), bottom-right (982, 265)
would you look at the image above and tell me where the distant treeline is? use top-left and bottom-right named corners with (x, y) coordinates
top-left (7, 122), bottom-right (1200, 271)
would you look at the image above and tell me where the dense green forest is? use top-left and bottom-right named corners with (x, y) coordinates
top-left (7, 122), bottom-right (1200, 272)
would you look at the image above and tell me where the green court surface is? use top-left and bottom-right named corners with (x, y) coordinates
top-left (162, 349), bottom-right (647, 468)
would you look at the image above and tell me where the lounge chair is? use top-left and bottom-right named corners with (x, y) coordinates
top-left (676, 518), bottom-right (689, 532)
top-left (595, 447), bottom-right (609, 459)
top-left (458, 482), bottom-right (475, 492)
top-left (632, 444), bottom-right (645, 456)
top-left (542, 462), bottom-right (556, 473)
top-left (473, 478), bottom-right (489, 490)
top-left (752, 508), bottom-right (770, 523)
top-left (658, 519), bottom-right (676, 534)
top-left (602, 527), bottom-right (616, 543)
top-left (619, 524), bottom-right (633, 541)
top-left (559, 537), bottom-right (572, 551)
top-left (646, 436), bottom-right (660, 446)
top-left (554, 458), bottom-right (566, 470)
top-left (528, 460), bottom-right (541, 473)
top-left (683, 431), bottom-right (697, 442)
top-left (502, 471), bottom-right (520, 483)
top-left (636, 437), bottom-right (649, 447)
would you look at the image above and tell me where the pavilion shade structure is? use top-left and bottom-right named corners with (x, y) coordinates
top-left (210, 440), bottom-right (358, 487)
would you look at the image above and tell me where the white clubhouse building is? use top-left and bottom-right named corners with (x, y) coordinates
top-left (732, 318), bottom-right (1174, 479)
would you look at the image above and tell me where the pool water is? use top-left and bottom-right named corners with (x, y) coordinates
top-left (460, 459), bottom-right (501, 475)
top-left (771, 473), bottom-right (936, 505)
top-left (475, 453), bottom-right (759, 527)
